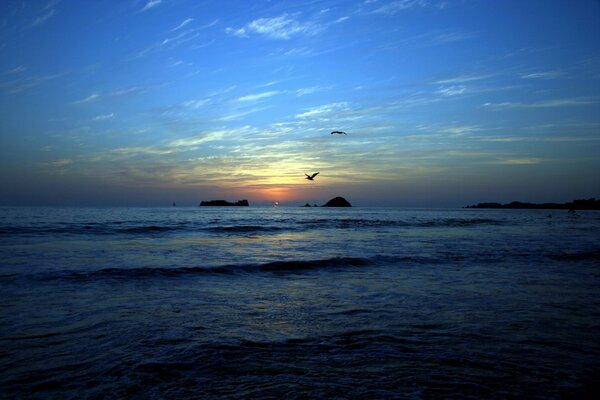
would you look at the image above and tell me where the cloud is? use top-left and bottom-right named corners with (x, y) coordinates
top-left (430, 31), bottom-right (474, 44)
top-left (495, 158), bottom-right (542, 165)
top-left (73, 93), bottom-right (100, 104)
top-left (236, 91), bottom-right (281, 102)
top-left (440, 125), bottom-right (479, 134)
top-left (437, 85), bottom-right (466, 96)
top-left (50, 159), bottom-right (73, 167)
top-left (161, 29), bottom-right (200, 46)
top-left (334, 16), bottom-right (350, 23)
top-left (107, 129), bottom-right (239, 160)
top-left (434, 74), bottom-right (491, 84)
top-left (111, 87), bottom-right (143, 96)
top-left (30, 8), bottom-right (55, 27)
top-left (377, 30), bottom-right (474, 51)
top-left (482, 97), bottom-right (598, 109)
top-left (295, 102), bottom-right (349, 118)
top-left (172, 18), bottom-right (193, 31)
top-left (372, 0), bottom-right (427, 15)
top-left (283, 47), bottom-right (315, 57)
top-left (226, 14), bottom-right (319, 40)
top-left (141, 0), bottom-right (162, 12)
top-left (182, 98), bottom-right (212, 109)
top-left (92, 113), bottom-right (114, 121)
top-left (225, 27), bottom-right (248, 38)
top-left (169, 130), bottom-right (228, 147)
top-left (6, 66), bottom-right (27, 74)
top-left (0, 73), bottom-right (61, 94)
top-left (111, 146), bottom-right (175, 156)
top-left (130, 20), bottom-right (217, 60)
top-left (296, 86), bottom-right (329, 96)
top-left (218, 107), bottom-right (270, 121)
top-left (520, 71), bottom-right (562, 79)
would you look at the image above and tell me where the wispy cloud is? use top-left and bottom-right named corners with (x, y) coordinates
top-left (378, 30), bottom-right (474, 51)
top-left (494, 158), bottom-right (542, 165)
top-left (283, 47), bottom-right (315, 57)
top-left (182, 98), bottom-right (212, 109)
top-left (73, 93), bottom-right (100, 104)
top-left (129, 24), bottom-right (212, 60)
top-left (0, 73), bottom-right (61, 94)
top-left (430, 31), bottom-right (474, 44)
top-left (50, 158), bottom-right (73, 167)
top-left (296, 102), bottom-right (349, 118)
top-left (172, 18), bottom-right (193, 31)
top-left (6, 66), bottom-right (27, 74)
top-left (30, 8), bottom-right (55, 28)
top-left (169, 130), bottom-right (228, 147)
top-left (141, 0), bottom-right (162, 12)
top-left (520, 71), bottom-right (562, 79)
top-left (372, 0), bottom-right (427, 16)
top-left (482, 97), bottom-right (598, 109)
top-left (440, 125), bottom-right (480, 135)
top-left (296, 85), bottom-right (330, 96)
top-left (436, 85), bottom-right (466, 96)
top-left (226, 14), bottom-right (320, 40)
top-left (224, 27), bottom-right (248, 38)
top-left (111, 87), bottom-right (143, 97)
top-left (92, 113), bottom-right (114, 121)
top-left (236, 91), bottom-right (281, 102)
top-left (218, 107), bottom-right (270, 121)
top-left (434, 74), bottom-right (492, 84)
top-left (111, 146), bottom-right (175, 156)
top-left (108, 129), bottom-right (242, 159)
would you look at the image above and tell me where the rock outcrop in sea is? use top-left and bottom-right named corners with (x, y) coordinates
top-left (199, 200), bottom-right (249, 206)
top-left (464, 198), bottom-right (599, 210)
top-left (322, 196), bottom-right (352, 207)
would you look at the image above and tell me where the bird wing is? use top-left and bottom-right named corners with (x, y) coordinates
top-left (311, 172), bottom-right (320, 179)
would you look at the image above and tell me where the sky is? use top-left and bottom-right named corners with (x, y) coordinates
top-left (0, 0), bottom-right (599, 207)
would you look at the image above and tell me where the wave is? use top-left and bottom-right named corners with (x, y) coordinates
top-left (34, 256), bottom-right (387, 282)
top-left (299, 217), bottom-right (504, 229)
top-left (27, 246), bottom-right (595, 283)
top-left (0, 223), bottom-right (289, 237)
top-left (205, 225), bottom-right (288, 233)
top-left (0, 223), bottom-right (186, 236)
top-left (0, 217), bottom-right (505, 238)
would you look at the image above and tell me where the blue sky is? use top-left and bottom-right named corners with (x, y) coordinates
top-left (1, 0), bottom-right (599, 206)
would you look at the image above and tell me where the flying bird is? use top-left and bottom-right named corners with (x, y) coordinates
top-left (305, 172), bottom-right (319, 181)
top-left (331, 131), bottom-right (347, 135)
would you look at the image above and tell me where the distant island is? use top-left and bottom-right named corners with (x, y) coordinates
top-left (464, 198), bottom-right (599, 210)
top-left (322, 196), bottom-right (352, 207)
top-left (199, 200), bottom-right (249, 206)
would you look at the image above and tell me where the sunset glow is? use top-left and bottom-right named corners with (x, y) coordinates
top-left (0, 0), bottom-right (598, 206)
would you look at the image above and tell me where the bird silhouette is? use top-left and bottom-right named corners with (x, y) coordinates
top-left (305, 172), bottom-right (319, 180)
top-left (331, 131), bottom-right (347, 135)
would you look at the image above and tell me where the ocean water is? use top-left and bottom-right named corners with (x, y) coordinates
top-left (0, 206), bottom-right (599, 399)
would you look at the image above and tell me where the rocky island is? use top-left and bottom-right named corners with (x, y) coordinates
top-left (464, 198), bottom-right (599, 210)
top-left (199, 200), bottom-right (249, 206)
top-left (322, 196), bottom-right (352, 207)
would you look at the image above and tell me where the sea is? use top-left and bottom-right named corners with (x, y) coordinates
top-left (0, 206), bottom-right (599, 399)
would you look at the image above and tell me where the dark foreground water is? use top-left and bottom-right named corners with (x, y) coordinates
top-left (0, 206), bottom-right (599, 399)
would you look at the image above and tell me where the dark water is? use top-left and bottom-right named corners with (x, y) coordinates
top-left (0, 206), bottom-right (599, 399)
